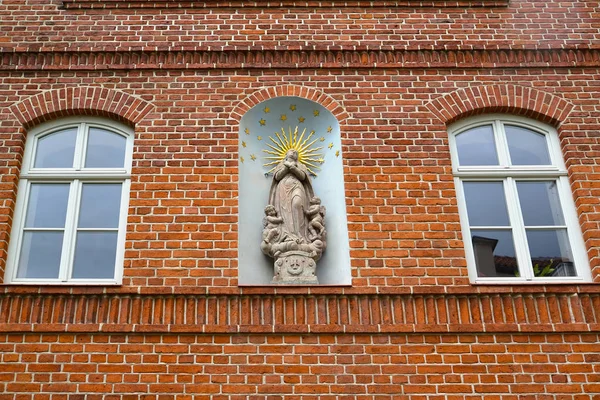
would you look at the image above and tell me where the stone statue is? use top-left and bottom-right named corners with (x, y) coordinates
top-left (260, 149), bottom-right (327, 284)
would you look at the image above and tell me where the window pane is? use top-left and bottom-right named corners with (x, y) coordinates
top-left (455, 125), bottom-right (499, 166)
top-left (34, 128), bottom-right (77, 168)
top-left (505, 125), bottom-right (551, 165)
top-left (526, 229), bottom-right (576, 277)
top-left (85, 128), bottom-right (127, 168)
top-left (16, 231), bottom-right (64, 279)
top-left (78, 183), bottom-right (123, 229)
top-left (471, 230), bottom-right (518, 278)
top-left (71, 231), bottom-right (118, 279)
top-left (517, 181), bottom-right (565, 226)
top-left (463, 182), bottom-right (510, 226)
top-left (24, 184), bottom-right (70, 228)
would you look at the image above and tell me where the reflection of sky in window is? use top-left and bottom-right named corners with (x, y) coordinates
top-left (464, 182), bottom-right (509, 226)
top-left (505, 125), bottom-right (551, 165)
top-left (517, 181), bottom-right (564, 226)
top-left (456, 125), bottom-right (498, 166)
top-left (526, 229), bottom-right (572, 260)
top-left (34, 128), bottom-right (77, 168)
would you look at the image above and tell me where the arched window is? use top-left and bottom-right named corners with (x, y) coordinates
top-left (448, 115), bottom-right (591, 283)
top-left (5, 117), bottom-right (133, 284)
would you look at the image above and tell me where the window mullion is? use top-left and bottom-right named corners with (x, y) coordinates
top-left (59, 180), bottom-right (81, 282)
top-left (505, 177), bottom-right (533, 280)
top-left (73, 123), bottom-right (87, 170)
top-left (494, 120), bottom-right (511, 166)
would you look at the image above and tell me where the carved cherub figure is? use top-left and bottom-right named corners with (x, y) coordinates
top-left (304, 196), bottom-right (326, 240)
top-left (262, 204), bottom-right (283, 244)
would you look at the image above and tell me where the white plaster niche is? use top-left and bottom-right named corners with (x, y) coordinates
top-left (238, 96), bottom-right (351, 285)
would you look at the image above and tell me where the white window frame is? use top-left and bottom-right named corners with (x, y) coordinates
top-left (448, 114), bottom-right (592, 284)
top-left (5, 117), bottom-right (133, 285)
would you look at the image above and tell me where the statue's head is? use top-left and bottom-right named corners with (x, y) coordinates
top-left (285, 149), bottom-right (298, 161)
top-left (264, 204), bottom-right (277, 215)
top-left (310, 196), bottom-right (320, 205)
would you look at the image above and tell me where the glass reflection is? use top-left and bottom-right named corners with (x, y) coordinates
top-left (85, 128), bottom-right (126, 168)
top-left (505, 125), bottom-right (551, 165)
top-left (526, 229), bottom-right (576, 277)
top-left (17, 231), bottom-right (63, 279)
top-left (464, 182), bottom-right (510, 226)
top-left (517, 181), bottom-right (564, 226)
top-left (34, 128), bottom-right (77, 168)
top-left (78, 183), bottom-right (122, 229)
top-left (24, 184), bottom-right (70, 228)
top-left (71, 231), bottom-right (117, 279)
top-left (471, 229), bottom-right (518, 278)
top-left (455, 125), bottom-right (499, 166)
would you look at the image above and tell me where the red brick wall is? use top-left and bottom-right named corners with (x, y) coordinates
top-left (1, 0), bottom-right (600, 397)
top-left (2, 332), bottom-right (600, 398)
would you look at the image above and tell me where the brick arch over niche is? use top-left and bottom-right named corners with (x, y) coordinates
top-left (426, 84), bottom-right (574, 126)
top-left (9, 87), bottom-right (154, 128)
top-left (230, 85), bottom-right (349, 125)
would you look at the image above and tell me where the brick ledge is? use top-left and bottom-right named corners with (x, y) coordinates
top-left (1, 291), bottom-right (599, 333)
top-left (60, 0), bottom-right (509, 9)
top-left (1, 48), bottom-right (599, 71)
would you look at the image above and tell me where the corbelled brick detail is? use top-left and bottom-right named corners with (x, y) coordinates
top-left (1, 290), bottom-right (599, 334)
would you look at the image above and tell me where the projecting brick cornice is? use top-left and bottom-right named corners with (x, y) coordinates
top-left (1, 290), bottom-right (599, 334)
top-left (1, 49), bottom-right (600, 71)
top-left (230, 85), bottom-right (349, 124)
top-left (425, 84), bottom-right (574, 125)
top-left (60, 0), bottom-right (509, 9)
top-left (9, 87), bottom-right (154, 128)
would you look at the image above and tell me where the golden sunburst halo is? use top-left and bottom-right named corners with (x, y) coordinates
top-left (263, 126), bottom-right (325, 177)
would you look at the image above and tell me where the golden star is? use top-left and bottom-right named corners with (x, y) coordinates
top-left (298, 116), bottom-right (305, 123)
top-left (313, 110), bottom-right (320, 117)
top-left (264, 107), bottom-right (270, 113)
top-left (259, 119), bottom-right (266, 126)
top-left (327, 126), bottom-right (333, 133)
top-left (335, 150), bottom-right (340, 157)
top-left (257, 136), bottom-right (262, 141)
top-left (280, 114), bottom-right (287, 121)
top-left (320, 137), bottom-right (325, 142)
top-left (245, 128), bottom-right (250, 135)
top-left (250, 154), bottom-right (257, 161)
top-left (240, 157), bottom-right (245, 163)
top-left (328, 143), bottom-right (334, 149)
top-left (242, 141), bottom-right (247, 148)
top-left (290, 105), bottom-right (297, 111)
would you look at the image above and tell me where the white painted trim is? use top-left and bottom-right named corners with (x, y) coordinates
top-left (448, 115), bottom-right (592, 284)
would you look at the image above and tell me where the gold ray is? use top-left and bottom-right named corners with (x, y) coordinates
top-left (261, 125), bottom-right (326, 176)
top-left (265, 143), bottom-right (285, 154)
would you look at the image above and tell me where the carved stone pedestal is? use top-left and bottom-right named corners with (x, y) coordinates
top-left (271, 251), bottom-right (319, 284)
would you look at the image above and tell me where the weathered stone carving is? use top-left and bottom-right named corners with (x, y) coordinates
top-left (260, 149), bottom-right (326, 284)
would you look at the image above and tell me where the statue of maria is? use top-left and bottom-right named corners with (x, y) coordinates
top-left (260, 149), bottom-right (326, 284)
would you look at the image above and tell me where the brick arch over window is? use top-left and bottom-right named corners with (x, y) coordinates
top-left (9, 87), bottom-right (154, 128)
top-left (426, 84), bottom-right (574, 126)
top-left (230, 85), bottom-right (349, 125)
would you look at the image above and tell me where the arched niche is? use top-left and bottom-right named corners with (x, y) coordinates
top-left (238, 96), bottom-right (351, 285)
